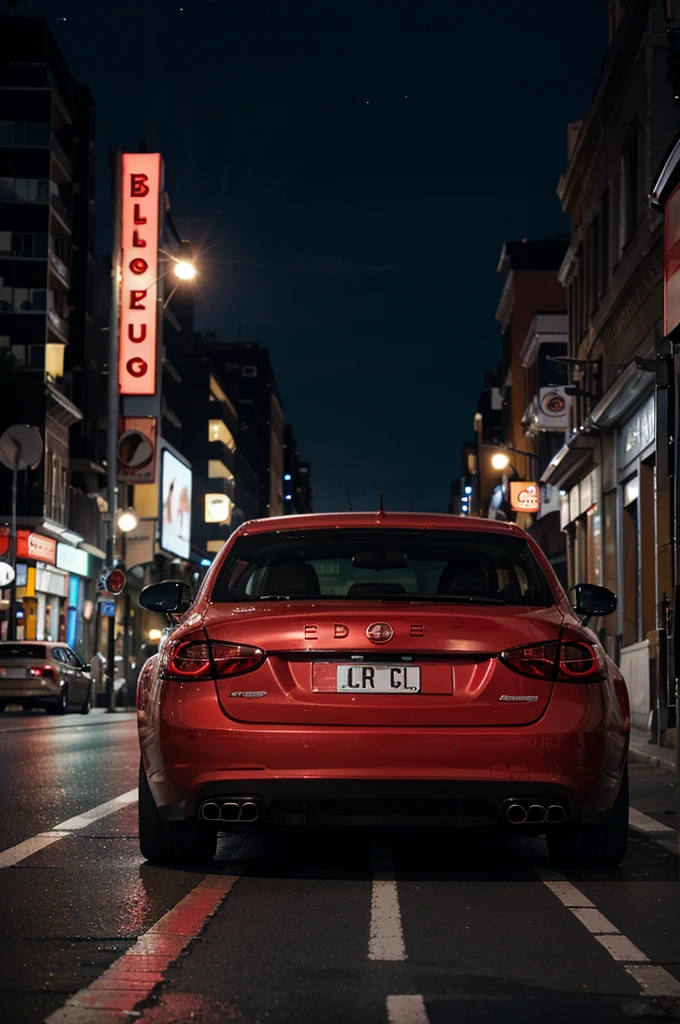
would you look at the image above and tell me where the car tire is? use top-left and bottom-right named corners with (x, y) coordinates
top-left (49, 685), bottom-right (68, 716)
top-left (547, 765), bottom-right (629, 869)
top-left (138, 758), bottom-right (217, 865)
top-left (80, 682), bottom-right (92, 716)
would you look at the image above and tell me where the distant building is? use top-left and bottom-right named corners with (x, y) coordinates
top-left (0, 16), bottom-right (102, 654)
top-left (283, 424), bottom-right (313, 514)
top-left (196, 341), bottom-right (285, 519)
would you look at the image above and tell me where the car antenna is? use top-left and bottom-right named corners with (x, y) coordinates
top-left (377, 492), bottom-right (386, 519)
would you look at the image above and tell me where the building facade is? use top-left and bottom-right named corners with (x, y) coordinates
top-left (0, 17), bottom-right (103, 658)
top-left (541, 0), bottom-right (679, 742)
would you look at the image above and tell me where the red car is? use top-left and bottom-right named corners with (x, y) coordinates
top-left (137, 512), bottom-right (629, 867)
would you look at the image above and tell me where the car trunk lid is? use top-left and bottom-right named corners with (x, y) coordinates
top-left (203, 602), bottom-right (564, 726)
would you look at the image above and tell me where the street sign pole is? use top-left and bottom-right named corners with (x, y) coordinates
top-left (105, 149), bottom-right (122, 714)
top-left (7, 445), bottom-right (19, 642)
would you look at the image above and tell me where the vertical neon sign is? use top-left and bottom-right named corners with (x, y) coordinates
top-left (119, 153), bottom-right (162, 395)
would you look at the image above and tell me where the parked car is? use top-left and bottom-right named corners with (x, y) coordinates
top-left (0, 641), bottom-right (93, 715)
top-left (136, 512), bottom-right (629, 868)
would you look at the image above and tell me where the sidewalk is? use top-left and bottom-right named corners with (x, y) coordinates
top-left (629, 726), bottom-right (676, 774)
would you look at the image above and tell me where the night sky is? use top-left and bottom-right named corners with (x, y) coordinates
top-left (18, 0), bottom-right (607, 513)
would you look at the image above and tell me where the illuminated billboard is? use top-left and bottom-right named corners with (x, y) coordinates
top-left (160, 449), bottom-right (192, 559)
top-left (119, 153), bottom-right (163, 396)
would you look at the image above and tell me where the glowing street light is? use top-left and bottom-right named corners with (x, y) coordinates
top-left (491, 452), bottom-right (511, 471)
top-left (117, 507), bottom-right (139, 533)
top-left (174, 259), bottom-right (196, 281)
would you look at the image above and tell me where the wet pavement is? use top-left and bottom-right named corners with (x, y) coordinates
top-left (0, 709), bottom-right (677, 1024)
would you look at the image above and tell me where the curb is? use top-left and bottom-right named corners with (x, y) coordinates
top-left (628, 745), bottom-right (676, 774)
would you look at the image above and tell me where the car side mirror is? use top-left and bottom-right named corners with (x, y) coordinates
top-left (570, 583), bottom-right (617, 624)
top-left (139, 580), bottom-right (192, 616)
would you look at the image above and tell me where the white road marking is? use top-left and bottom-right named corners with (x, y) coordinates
top-left (54, 788), bottom-right (138, 830)
top-left (386, 994), bottom-right (431, 1024)
top-left (0, 832), bottom-right (67, 869)
top-left (0, 788), bottom-right (138, 869)
top-left (535, 866), bottom-right (680, 996)
top-left (629, 808), bottom-right (675, 833)
top-left (369, 841), bottom-right (406, 962)
top-left (625, 965), bottom-right (680, 997)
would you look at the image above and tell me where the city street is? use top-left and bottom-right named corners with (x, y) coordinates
top-left (0, 710), bottom-right (677, 1024)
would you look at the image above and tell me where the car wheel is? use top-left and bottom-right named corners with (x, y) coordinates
top-left (138, 758), bottom-right (217, 865)
top-left (547, 765), bottom-right (629, 869)
top-left (80, 682), bottom-right (92, 716)
top-left (49, 685), bottom-right (68, 716)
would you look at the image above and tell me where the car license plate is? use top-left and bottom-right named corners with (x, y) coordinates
top-left (336, 664), bottom-right (421, 693)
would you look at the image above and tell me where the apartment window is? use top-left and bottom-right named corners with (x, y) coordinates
top-left (601, 187), bottom-right (610, 287)
top-left (0, 232), bottom-right (48, 258)
top-left (0, 177), bottom-right (50, 202)
top-left (12, 288), bottom-right (48, 312)
top-left (589, 213), bottom-right (600, 314)
top-left (208, 419), bottom-right (236, 451)
top-left (619, 133), bottom-right (639, 249)
top-left (0, 121), bottom-right (50, 146)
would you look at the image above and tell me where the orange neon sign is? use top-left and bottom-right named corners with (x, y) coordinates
top-left (119, 153), bottom-right (162, 395)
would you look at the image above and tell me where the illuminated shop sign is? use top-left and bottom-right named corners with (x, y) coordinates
top-left (119, 153), bottom-right (163, 396)
top-left (509, 481), bottom-right (539, 514)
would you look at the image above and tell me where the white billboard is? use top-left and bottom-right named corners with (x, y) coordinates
top-left (160, 449), bottom-right (192, 559)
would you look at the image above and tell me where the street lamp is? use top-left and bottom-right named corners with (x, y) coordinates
top-left (173, 259), bottom-right (196, 281)
top-left (491, 452), bottom-right (511, 471)
top-left (117, 508), bottom-right (138, 533)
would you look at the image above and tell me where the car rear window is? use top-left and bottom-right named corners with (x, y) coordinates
top-left (0, 644), bottom-right (47, 660)
top-left (212, 528), bottom-right (554, 607)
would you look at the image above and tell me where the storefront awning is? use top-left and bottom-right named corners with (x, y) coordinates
top-left (586, 361), bottom-right (654, 430)
top-left (540, 431), bottom-right (598, 488)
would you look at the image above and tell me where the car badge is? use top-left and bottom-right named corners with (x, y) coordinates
top-left (499, 694), bottom-right (539, 702)
top-left (366, 622), bottom-right (394, 644)
top-left (229, 691), bottom-right (268, 698)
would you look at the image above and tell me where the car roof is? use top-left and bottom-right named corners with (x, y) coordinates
top-left (236, 511), bottom-right (524, 537)
top-left (0, 641), bottom-right (62, 647)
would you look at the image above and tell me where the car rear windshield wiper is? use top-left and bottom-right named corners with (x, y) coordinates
top-left (378, 594), bottom-right (508, 605)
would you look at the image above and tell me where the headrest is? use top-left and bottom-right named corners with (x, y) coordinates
top-left (260, 561), bottom-right (320, 598)
top-left (438, 560), bottom-right (493, 596)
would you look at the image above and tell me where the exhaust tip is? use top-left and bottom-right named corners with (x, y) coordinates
top-left (240, 801), bottom-right (260, 823)
top-left (220, 801), bottom-right (241, 822)
top-left (546, 804), bottom-right (567, 823)
top-left (526, 803), bottom-right (547, 824)
top-left (200, 801), bottom-right (221, 821)
top-left (505, 802), bottom-right (528, 825)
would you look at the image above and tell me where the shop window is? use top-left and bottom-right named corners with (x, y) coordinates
top-left (622, 485), bottom-right (638, 648)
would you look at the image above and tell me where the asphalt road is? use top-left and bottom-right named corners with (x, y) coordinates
top-left (0, 709), bottom-right (678, 1024)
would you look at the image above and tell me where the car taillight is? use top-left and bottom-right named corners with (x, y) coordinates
top-left (29, 665), bottom-right (56, 679)
top-left (500, 634), bottom-right (605, 683)
top-left (160, 639), bottom-right (265, 681)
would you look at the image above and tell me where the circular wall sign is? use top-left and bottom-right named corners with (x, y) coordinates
top-left (0, 562), bottom-right (16, 587)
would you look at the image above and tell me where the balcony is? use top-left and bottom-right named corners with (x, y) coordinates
top-left (50, 192), bottom-right (72, 231)
top-left (67, 486), bottom-right (106, 554)
top-left (51, 136), bottom-right (73, 176)
top-left (47, 306), bottom-right (69, 343)
top-left (49, 249), bottom-right (70, 287)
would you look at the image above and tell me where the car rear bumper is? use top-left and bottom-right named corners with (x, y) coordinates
top-left (0, 681), bottom-right (60, 700)
top-left (141, 715), bottom-right (628, 828)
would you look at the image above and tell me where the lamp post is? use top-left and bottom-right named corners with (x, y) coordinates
top-left (105, 150), bottom-right (122, 713)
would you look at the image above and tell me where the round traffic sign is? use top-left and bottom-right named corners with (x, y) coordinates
top-left (105, 568), bottom-right (127, 595)
top-left (0, 562), bottom-right (16, 587)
